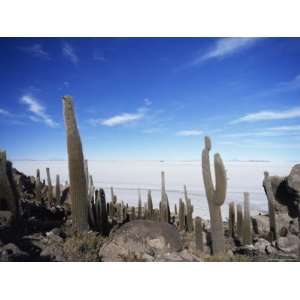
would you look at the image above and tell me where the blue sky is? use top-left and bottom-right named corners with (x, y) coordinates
top-left (0, 37), bottom-right (300, 161)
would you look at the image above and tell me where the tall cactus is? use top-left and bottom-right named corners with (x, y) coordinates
top-left (56, 174), bottom-right (61, 204)
top-left (263, 171), bottom-right (278, 241)
top-left (236, 203), bottom-right (243, 242)
top-left (242, 192), bottom-right (252, 245)
top-left (137, 189), bottom-right (142, 219)
top-left (35, 169), bottom-right (42, 203)
top-left (63, 95), bottom-right (89, 232)
top-left (46, 167), bottom-right (53, 204)
top-left (178, 198), bottom-right (185, 231)
top-left (195, 217), bottom-right (204, 253)
top-left (228, 201), bottom-right (235, 238)
top-left (160, 171), bottom-right (170, 223)
top-left (147, 189), bottom-right (153, 219)
top-left (0, 151), bottom-right (19, 220)
top-left (184, 185), bottom-right (194, 232)
top-left (202, 136), bottom-right (227, 255)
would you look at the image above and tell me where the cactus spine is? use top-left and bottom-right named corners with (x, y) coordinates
top-left (242, 192), bottom-right (252, 245)
top-left (195, 217), bottom-right (204, 253)
top-left (63, 95), bottom-right (89, 232)
top-left (236, 203), bottom-right (243, 242)
top-left (228, 201), bottom-right (235, 238)
top-left (202, 136), bottom-right (227, 255)
top-left (263, 171), bottom-right (278, 241)
top-left (46, 167), bottom-right (53, 204)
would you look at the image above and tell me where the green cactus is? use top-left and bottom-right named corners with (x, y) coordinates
top-left (184, 185), bottom-right (194, 232)
top-left (195, 216), bottom-right (204, 253)
top-left (63, 95), bottom-right (89, 232)
top-left (242, 192), bottom-right (252, 245)
top-left (174, 203), bottom-right (177, 215)
top-left (137, 189), bottom-right (142, 219)
top-left (228, 201), bottom-right (235, 238)
top-left (202, 136), bottom-right (227, 255)
top-left (35, 169), bottom-right (42, 203)
top-left (263, 171), bottom-right (278, 241)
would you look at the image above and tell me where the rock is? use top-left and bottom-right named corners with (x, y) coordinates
top-left (252, 214), bottom-right (270, 236)
top-left (40, 243), bottom-right (65, 261)
top-left (279, 226), bottom-right (288, 237)
top-left (0, 210), bottom-right (13, 226)
top-left (254, 238), bottom-right (272, 255)
top-left (277, 234), bottom-right (300, 254)
top-left (99, 220), bottom-right (183, 262)
top-left (287, 164), bottom-right (300, 193)
top-left (234, 245), bottom-right (257, 257)
top-left (46, 231), bottom-right (63, 243)
top-left (0, 243), bottom-right (28, 261)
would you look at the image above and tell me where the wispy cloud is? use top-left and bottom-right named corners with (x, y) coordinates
top-left (192, 38), bottom-right (259, 65)
top-left (20, 95), bottom-right (58, 128)
top-left (144, 98), bottom-right (152, 106)
top-left (93, 52), bottom-right (106, 62)
top-left (19, 44), bottom-right (50, 60)
top-left (62, 42), bottom-right (78, 65)
top-left (231, 107), bottom-right (300, 124)
top-left (268, 125), bottom-right (300, 132)
top-left (0, 108), bottom-right (14, 117)
top-left (176, 130), bottom-right (203, 136)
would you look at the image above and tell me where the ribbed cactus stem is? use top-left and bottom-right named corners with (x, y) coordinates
top-left (236, 203), bottom-right (243, 242)
top-left (55, 174), bottom-right (61, 204)
top-left (84, 159), bottom-right (89, 194)
top-left (174, 204), bottom-right (177, 215)
top-left (195, 217), bottom-right (204, 253)
top-left (35, 169), bottom-right (42, 203)
top-left (263, 171), bottom-right (278, 241)
top-left (46, 167), bottom-right (53, 204)
top-left (110, 187), bottom-right (115, 203)
top-left (138, 189), bottom-right (142, 219)
top-left (147, 190), bottom-right (153, 219)
top-left (63, 95), bottom-right (89, 232)
top-left (184, 185), bottom-right (193, 232)
top-left (178, 198), bottom-right (185, 231)
top-left (0, 151), bottom-right (17, 218)
top-left (99, 189), bottom-right (108, 235)
top-left (228, 201), bottom-right (235, 238)
top-left (160, 171), bottom-right (170, 223)
top-left (202, 136), bottom-right (227, 255)
top-left (242, 192), bottom-right (252, 245)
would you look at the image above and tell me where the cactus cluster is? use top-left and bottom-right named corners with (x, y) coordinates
top-left (202, 136), bottom-right (227, 255)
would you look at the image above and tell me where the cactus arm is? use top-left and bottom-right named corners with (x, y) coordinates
top-left (202, 148), bottom-right (215, 203)
top-left (213, 153), bottom-right (227, 206)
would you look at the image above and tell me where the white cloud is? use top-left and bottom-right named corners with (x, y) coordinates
top-left (101, 112), bottom-right (144, 126)
top-left (268, 125), bottom-right (300, 131)
top-left (176, 130), bottom-right (203, 136)
top-left (231, 107), bottom-right (300, 124)
top-left (144, 98), bottom-right (152, 106)
top-left (0, 108), bottom-right (13, 117)
top-left (194, 38), bottom-right (259, 64)
top-left (62, 42), bottom-right (78, 65)
top-left (20, 95), bottom-right (58, 128)
top-left (19, 44), bottom-right (50, 60)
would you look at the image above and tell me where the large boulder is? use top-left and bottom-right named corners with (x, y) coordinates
top-left (99, 220), bottom-right (185, 262)
top-left (277, 234), bottom-right (300, 255)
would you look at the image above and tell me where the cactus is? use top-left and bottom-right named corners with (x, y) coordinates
top-left (242, 192), bottom-right (252, 245)
top-left (159, 171), bottom-right (170, 223)
top-left (0, 151), bottom-right (19, 220)
top-left (130, 206), bottom-right (136, 221)
top-left (137, 189), bottom-right (142, 219)
top-left (228, 201), bottom-right (235, 238)
top-left (178, 198), bottom-right (185, 231)
top-left (202, 136), bottom-right (227, 255)
top-left (195, 217), bottom-right (204, 253)
top-left (55, 174), bottom-right (61, 204)
top-left (110, 187), bottom-right (115, 203)
top-left (174, 203), bottom-right (177, 215)
top-left (35, 169), bottom-right (42, 203)
top-left (236, 203), bottom-right (243, 242)
top-left (147, 189), bottom-right (153, 219)
top-left (84, 159), bottom-right (89, 194)
top-left (46, 167), bottom-right (53, 204)
top-left (184, 185), bottom-right (194, 232)
top-left (263, 171), bottom-right (278, 241)
top-left (63, 95), bottom-right (89, 232)
top-left (99, 189), bottom-right (108, 235)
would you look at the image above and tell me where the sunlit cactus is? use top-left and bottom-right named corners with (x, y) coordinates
top-left (159, 171), bottom-right (170, 223)
top-left (263, 171), bottom-right (278, 241)
top-left (184, 185), bottom-right (194, 232)
top-left (63, 95), bottom-right (89, 232)
top-left (202, 136), bottom-right (227, 255)
top-left (228, 201), bottom-right (235, 238)
top-left (242, 192), bottom-right (252, 245)
top-left (178, 198), bottom-right (185, 231)
top-left (0, 150), bottom-right (19, 220)
top-left (46, 167), bottom-right (53, 204)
